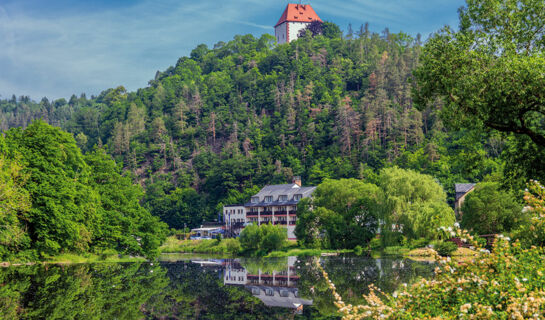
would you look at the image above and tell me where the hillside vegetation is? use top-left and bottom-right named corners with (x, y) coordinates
top-left (0, 27), bottom-right (506, 229)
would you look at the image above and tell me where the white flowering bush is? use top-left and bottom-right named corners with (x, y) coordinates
top-left (513, 180), bottom-right (545, 248)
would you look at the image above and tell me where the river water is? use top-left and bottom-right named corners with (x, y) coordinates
top-left (0, 255), bottom-right (435, 319)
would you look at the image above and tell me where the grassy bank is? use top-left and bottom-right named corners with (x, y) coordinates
top-left (159, 237), bottom-right (241, 255)
top-left (1, 253), bottom-right (147, 267)
top-left (158, 236), bottom-right (352, 257)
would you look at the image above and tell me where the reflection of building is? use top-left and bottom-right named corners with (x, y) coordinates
top-left (223, 177), bottom-right (316, 240)
top-left (223, 257), bottom-right (313, 311)
top-left (190, 226), bottom-right (224, 239)
top-left (454, 183), bottom-right (476, 218)
top-left (275, 3), bottom-right (322, 44)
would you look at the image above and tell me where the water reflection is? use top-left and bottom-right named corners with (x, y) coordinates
top-left (0, 256), bottom-right (435, 319)
top-left (222, 257), bottom-right (312, 311)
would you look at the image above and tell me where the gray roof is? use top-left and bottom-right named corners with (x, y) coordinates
top-left (255, 184), bottom-right (316, 198)
top-left (455, 183), bottom-right (476, 194)
top-left (455, 183), bottom-right (476, 201)
top-left (245, 183), bottom-right (316, 206)
top-left (247, 286), bottom-right (313, 308)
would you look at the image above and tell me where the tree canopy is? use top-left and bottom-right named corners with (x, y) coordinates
top-left (461, 182), bottom-right (525, 235)
top-left (0, 121), bottom-right (167, 259)
top-left (414, 0), bottom-right (545, 187)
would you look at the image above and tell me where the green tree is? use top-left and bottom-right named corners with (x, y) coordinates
top-left (149, 187), bottom-right (206, 230)
top-left (4, 121), bottom-right (98, 255)
top-left (84, 148), bottom-right (168, 257)
top-left (414, 0), bottom-right (545, 186)
top-left (461, 182), bottom-right (525, 235)
top-left (239, 223), bottom-right (287, 254)
top-left (379, 167), bottom-right (455, 243)
top-left (296, 179), bottom-right (382, 249)
top-left (239, 224), bottom-right (262, 252)
top-left (0, 156), bottom-right (32, 259)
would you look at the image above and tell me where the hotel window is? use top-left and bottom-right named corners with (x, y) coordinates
top-left (294, 194), bottom-right (302, 201)
top-left (251, 197), bottom-right (259, 203)
top-left (265, 196), bottom-right (273, 202)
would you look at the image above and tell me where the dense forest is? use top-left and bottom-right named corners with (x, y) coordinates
top-left (0, 24), bottom-right (517, 231)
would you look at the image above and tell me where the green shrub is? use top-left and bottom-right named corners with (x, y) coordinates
top-left (99, 249), bottom-right (118, 260)
top-left (435, 241), bottom-right (458, 257)
top-left (369, 237), bottom-right (382, 251)
top-left (224, 238), bottom-right (241, 254)
top-left (409, 238), bottom-right (429, 249)
top-left (239, 223), bottom-right (287, 254)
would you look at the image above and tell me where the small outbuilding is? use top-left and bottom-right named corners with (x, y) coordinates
top-left (454, 183), bottom-right (477, 218)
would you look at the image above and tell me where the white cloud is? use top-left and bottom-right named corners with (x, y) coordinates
top-left (0, 0), bottom-right (463, 100)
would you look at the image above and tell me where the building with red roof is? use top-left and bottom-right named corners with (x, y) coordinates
top-left (274, 4), bottom-right (322, 44)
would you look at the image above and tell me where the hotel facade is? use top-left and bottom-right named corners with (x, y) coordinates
top-left (223, 177), bottom-right (316, 240)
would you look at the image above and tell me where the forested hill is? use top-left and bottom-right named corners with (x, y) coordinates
top-left (0, 27), bottom-right (501, 229)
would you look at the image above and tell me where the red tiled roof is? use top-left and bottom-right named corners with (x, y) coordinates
top-left (275, 4), bottom-right (322, 27)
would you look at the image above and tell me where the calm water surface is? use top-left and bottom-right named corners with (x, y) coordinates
top-left (0, 255), bottom-right (434, 319)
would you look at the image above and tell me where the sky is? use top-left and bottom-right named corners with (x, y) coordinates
top-left (0, 0), bottom-right (466, 101)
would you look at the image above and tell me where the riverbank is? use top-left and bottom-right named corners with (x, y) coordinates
top-left (1, 253), bottom-right (147, 267)
top-left (159, 236), bottom-right (353, 257)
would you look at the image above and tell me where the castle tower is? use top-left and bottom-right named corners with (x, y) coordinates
top-left (274, 4), bottom-right (322, 44)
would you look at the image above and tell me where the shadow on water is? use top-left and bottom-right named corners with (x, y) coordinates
top-left (0, 255), bottom-right (434, 319)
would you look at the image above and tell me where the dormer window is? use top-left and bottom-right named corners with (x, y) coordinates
top-left (279, 195), bottom-right (288, 201)
top-left (265, 196), bottom-right (273, 203)
top-left (251, 197), bottom-right (259, 203)
top-left (294, 194), bottom-right (303, 201)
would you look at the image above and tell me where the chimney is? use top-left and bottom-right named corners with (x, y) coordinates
top-left (293, 176), bottom-right (302, 187)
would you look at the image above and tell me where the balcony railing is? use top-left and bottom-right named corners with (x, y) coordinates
top-left (274, 221), bottom-right (287, 225)
top-left (261, 211), bottom-right (273, 215)
top-left (247, 214), bottom-right (258, 218)
top-left (289, 211), bottom-right (297, 215)
top-left (275, 211), bottom-right (288, 215)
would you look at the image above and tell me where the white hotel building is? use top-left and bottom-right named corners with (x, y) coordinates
top-left (223, 177), bottom-right (316, 240)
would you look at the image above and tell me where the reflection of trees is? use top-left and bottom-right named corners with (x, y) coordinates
top-left (0, 263), bottom-right (168, 319)
top-left (295, 257), bottom-right (341, 319)
top-left (320, 257), bottom-right (434, 306)
top-left (295, 256), bottom-right (434, 318)
top-left (238, 257), bottom-right (289, 275)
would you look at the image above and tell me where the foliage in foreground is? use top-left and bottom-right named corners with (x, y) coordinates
top-left (327, 181), bottom-right (545, 319)
top-left (414, 0), bottom-right (545, 189)
top-left (0, 121), bottom-right (168, 260)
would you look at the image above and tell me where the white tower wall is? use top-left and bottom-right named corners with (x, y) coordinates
top-left (275, 21), bottom-right (311, 44)
top-left (275, 22), bottom-right (289, 44)
top-left (288, 22), bottom-right (310, 43)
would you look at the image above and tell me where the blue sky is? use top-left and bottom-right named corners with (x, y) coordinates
top-left (0, 0), bottom-right (465, 100)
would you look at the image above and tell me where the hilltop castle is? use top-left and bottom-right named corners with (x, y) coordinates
top-left (274, 3), bottom-right (322, 44)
